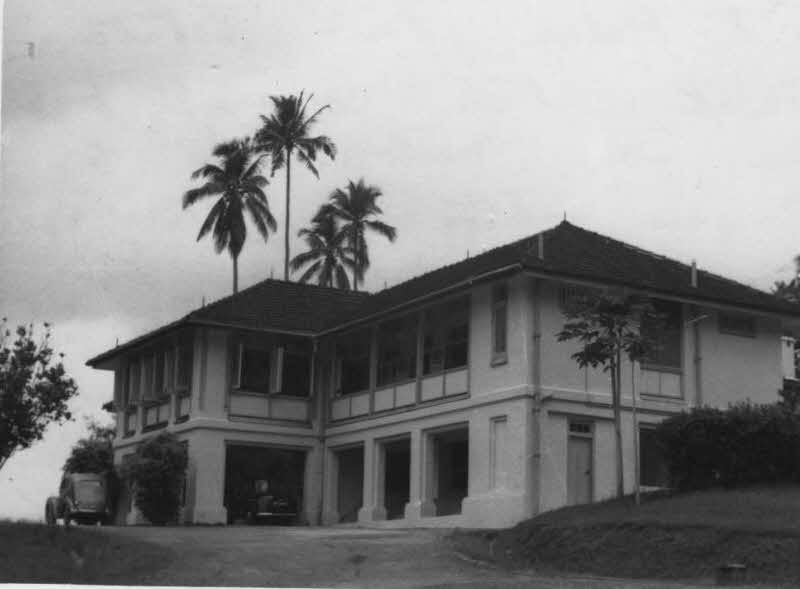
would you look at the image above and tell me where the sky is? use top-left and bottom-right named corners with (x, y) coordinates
top-left (1, 0), bottom-right (799, 520)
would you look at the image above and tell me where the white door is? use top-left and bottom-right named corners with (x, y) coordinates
top-left (567, 435), bottom-right (593, 506)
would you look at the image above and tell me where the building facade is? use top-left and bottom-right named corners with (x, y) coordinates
top-left (88, 221), bottom-right (800, 528)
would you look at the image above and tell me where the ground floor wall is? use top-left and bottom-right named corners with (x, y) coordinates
top-left (112, 420), bottom-right (323, 526)
top-left (112, 394), bottom-right (674, 529)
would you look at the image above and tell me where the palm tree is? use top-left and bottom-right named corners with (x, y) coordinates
top-left (320, 178), bottom-right (397, 291)
top-left (182, 137), bottom-right (277, 294)
top-left (255, 91), bottom-right (337, 281)
top-left (290, 212), bottom-right (354, 289)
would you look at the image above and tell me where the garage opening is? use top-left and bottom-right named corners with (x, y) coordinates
top-left (336, 446), bottom-right (364, 523)
top-left (224, 445), bottom-right (306, 525)
top-left (432, 427), bottom-right (469, 516)
top-left (383, 439), bottom-right (410, 520)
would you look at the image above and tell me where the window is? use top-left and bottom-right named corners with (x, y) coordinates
top-left (176, 343), bottom-right (193, 391)
top-left (238, 345), bottom-right (270, 393)
top-left (126, 360), bottom-right (140, 406)
top-left (337, 329), bottom-right (371, 395)
top-left (378, 314), bottom-right (418, 387)
top-left (491, 284), bottom-right (507, 364)
top-left (719, 313), bottom-right (756, 338)
top-left (424, 296), bottom-right (470, 375)
top-left (642, 299), bottom-right (682, 370)
top-left (281, 341), bottom-right (311, 397)
top-left (141, 356), bottom-right (155, 400)
top-left (154, 350), bottom-right (166, 397)
top-left (639, 427), bottom-right (669, 487)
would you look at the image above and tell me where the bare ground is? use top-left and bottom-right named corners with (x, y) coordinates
top-left (99, 524), bottom-right (725, 588)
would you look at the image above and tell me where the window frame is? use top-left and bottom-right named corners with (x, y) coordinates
top-left (423, 294), bottom-right (470, 377)
top-left (377, 313), bottom-right (418, 388)
top-left (235, 343), bottom-right (271, 394)
top-left (490, 283), bottom-right (508, 366)
top-left (641, 299), bottom-right (683, 373)
top-left (336, 329), bottom-right (372, 396)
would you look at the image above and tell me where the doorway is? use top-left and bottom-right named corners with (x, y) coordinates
top-left (383, 439), bottom-right (410, 520)
top-left (567, 421), bottom-right (593, 506)
top-left (336, 446), bottom-right (364, 523)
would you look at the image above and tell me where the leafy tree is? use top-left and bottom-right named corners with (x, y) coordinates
top-left (122, 432), bottom-right (187, 525)
top-left (183, 137), bottom-right (277, 294)
top-left (290, 211), bottom-right (355, 289)
top-left (773, 254), bottom-right (800, 304)
top-left (255, 91), bottom-right (337, 281)
top-left (0, 319), bottom-right (78, 472)
top-left (319, 178), bottom-right (397, 291)
top-left (63, 418), bottom-right (115, 474)
top-left (556, 292), bottom-right (660, 498)
top-left (773, 254), bottom-right (800, 380)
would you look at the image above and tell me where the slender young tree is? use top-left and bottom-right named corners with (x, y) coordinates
top-left (319, 178), bottom-right (396, 291)
top-left (255, 91), bottom-right (337, 281)
top-left (557, 292), bottom-right (660, 499)
top-left (290, 212), bottom-right (355, 289)
top-left (182, 137), bottom-right (277, 293)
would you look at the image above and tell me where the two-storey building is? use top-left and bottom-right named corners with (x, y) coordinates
top-left (87, 221), bottom-right (800, 528)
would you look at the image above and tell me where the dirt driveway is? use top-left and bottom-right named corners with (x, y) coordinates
top-left (103, 525), bottom-right (711, 588)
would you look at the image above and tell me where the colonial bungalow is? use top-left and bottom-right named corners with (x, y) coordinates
top-left (87, 221), bottom-right (800, 528)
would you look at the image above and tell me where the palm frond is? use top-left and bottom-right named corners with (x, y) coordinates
top-left (183, 182), bottom-right (224, 208)
top-left (190, 164), bottom-right (224, 181)
top-left (295, 148), bottom-right (319, 178)
top-left (334, 265), bottom-right (351, 290)
top-left (196, 198), bottom-right (226, 242)
top-left (291, 249), bottom-right (321, 271)
top-left (365, 219), bottom-right (397, 241)
top-left (297, 259), bottom-right (322, 284)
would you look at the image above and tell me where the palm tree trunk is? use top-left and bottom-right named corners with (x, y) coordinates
top-left (284, 151), bottom-right (291, 281)
top-left (352, 227), bottom-right (359, 291)
top-left (233, 254), bottom-right (239, 294)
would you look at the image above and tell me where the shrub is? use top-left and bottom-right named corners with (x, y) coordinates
top-left (121, 432), bottom-right (187, 525)
top-left (655, 403), bottom-right (800, 491)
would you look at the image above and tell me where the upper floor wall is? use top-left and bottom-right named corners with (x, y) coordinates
top-left (109, 272), bottom-right (789, 439)
top-left (538, 279), bottom-right (785, 411)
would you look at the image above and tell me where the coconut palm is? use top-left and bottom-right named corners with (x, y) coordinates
top-left (290, 212), bottom-right (355, 289)
top-left (182, 137), bottom-right (277, 293)
top-left (319, 178), bottom-right (397, 291)
top-left (255, 91), bottom-right (337, 281)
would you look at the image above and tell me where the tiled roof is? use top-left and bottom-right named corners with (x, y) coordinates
top-left (86, 280), bottom-right (367, 366)
top-left (327, 220), bottom-right (800, 328)
top-left (185, 279), bottom-right (368, 333)
top-left (88, 221), bottom-right (800, 366)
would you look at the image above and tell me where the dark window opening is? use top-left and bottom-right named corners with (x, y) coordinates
top-left (281, 342), bottom-right (311, 397)
top-left (377, 314), bottom-right (418, 387)
top-left (239, 346), bottom-right (270, 393)
top-left (639, 427), bottom-right (669, 487)
top-left (492, 284), bottom-right (508, 362)
top-left (338, 330), bottom-right (371, 395)
top-left (424, 296), bottom-right (470, 375)
top-left (642, 299), bottom-right (682, 370)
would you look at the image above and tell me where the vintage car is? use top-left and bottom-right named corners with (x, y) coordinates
top-left (45, 472), bottom-right (113, 525)
top-left (246, 479), bottom-right (297, 524)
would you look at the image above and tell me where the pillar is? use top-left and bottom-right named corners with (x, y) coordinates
top-left (186, 433), bottom-right (227, 524)
top-left (404, 429), bottom-right (436, 519)
top-left (358, 438), bottom-right (387, 521)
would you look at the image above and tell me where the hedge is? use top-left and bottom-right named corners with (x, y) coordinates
top-left (655, 402), bottom-right (800, 491)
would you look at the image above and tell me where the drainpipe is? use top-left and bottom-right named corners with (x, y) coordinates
top-left (529, 277), bottom-right (544, 517)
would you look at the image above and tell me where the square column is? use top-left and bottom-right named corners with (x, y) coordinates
top-left (302, 444), bottom-right (323, 525)
top-left (358, 438), bottom-right (387, 522)
top-left (404, 429), bottom-right (436, 519)
top-left (321, 447), bottom-right (340, 525)
top-left (185, 434), bottom-right (227, 524)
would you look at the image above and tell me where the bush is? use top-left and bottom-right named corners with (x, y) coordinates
top-left (655, 403), bottom-right (800, 491)
top-left (121, 432), bottom-right (187, 525)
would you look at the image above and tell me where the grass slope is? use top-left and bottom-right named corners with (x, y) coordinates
top-left (452, 486), bottom-right (800, 584)
top-left (0, 522), bottom-right (174, 584)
